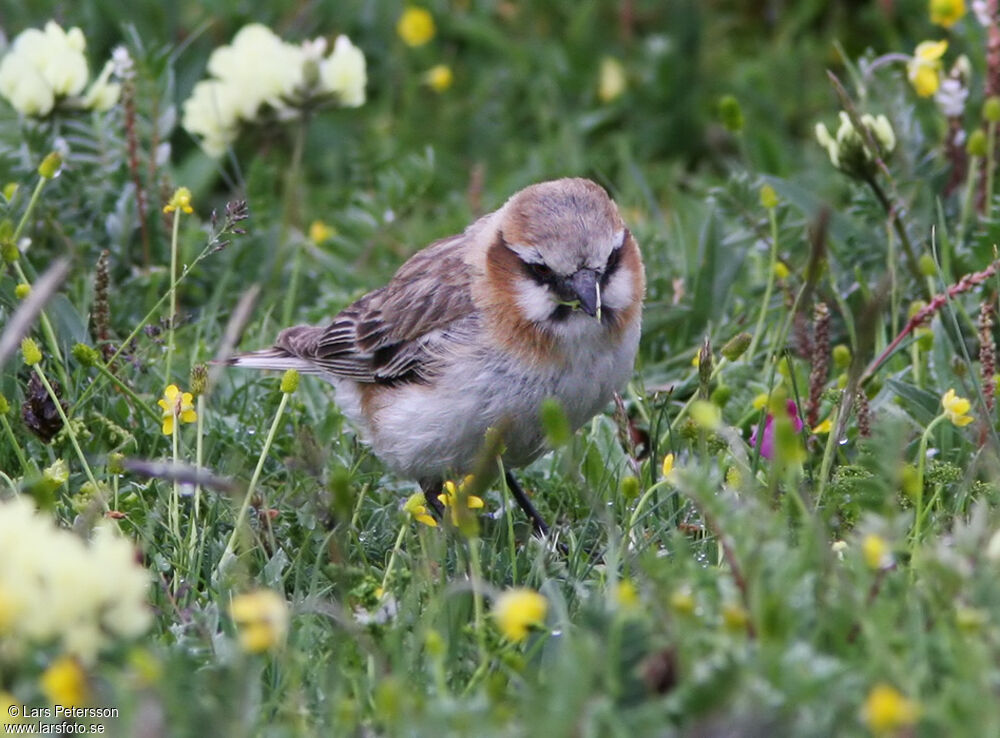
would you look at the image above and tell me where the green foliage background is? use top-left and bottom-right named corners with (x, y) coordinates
top-left (3, 1), bottom-right (1000, 736)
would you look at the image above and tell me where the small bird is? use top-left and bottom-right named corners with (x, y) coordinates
top-left (229, 178), bottom-right (645, 535)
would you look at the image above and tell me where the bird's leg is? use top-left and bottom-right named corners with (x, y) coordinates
top-left (420, 479), bottom-right (445, 519)
top-left (504, 471), bottom-right (550, 537)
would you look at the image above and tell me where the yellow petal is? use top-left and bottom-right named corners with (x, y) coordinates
top-left (416, 514), bottom-right (438, 527)
top-left (180, 409), bottom-right (198, 423)
top-left (916, 39), bottom-right (948, 61)
top-left (467, 495), bottom-right (485, 509)
top-left (162, 418), bottom-right (174, 435)
top-left (812, 418), bottom-right (833, 434)
top-left (953, 414), bottom-right (974, 427)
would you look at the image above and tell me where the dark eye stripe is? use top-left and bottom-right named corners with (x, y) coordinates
top-left (525, 261), bottom-right (557, 286)
top-left (601, 233), bottom-right (626, 285)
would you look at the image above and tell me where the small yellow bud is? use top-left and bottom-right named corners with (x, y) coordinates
top-left (832, 344), bottom-right (852, 370)
top-left (38, 152), bottom-right (63, 179)
top-left (14, 283), bottom-right (30, 299)
top-left (397, 7), bottom-right (436, 47)
top-left (670, 588), bottom-right (695, 616)
top-left (690, 400), bottom-right (721, 430)
top-left (163, 187), bottom-right (194, 215)
top-left (190, 364), bottom-right (208, 396)
top-left (759, 184), bottom-right (779, 210)
top-left (426, 64), bottom-right (454, 93)
top-left (985, 96), bottom-right (1000, 123)
top-left (621, 475), bottom-right (640, 500)
top-left (21, 337), bottom-right (42, 366)
top-left (280, 369), bottom-right (300, 394)
top-left (0, 393), bottom-right (9, 415)
top-left (721, 332), bottom-right (752, 361)
top-left (918, 253), bottom-right (937, 276)
top-left (967, 129), bottom-right (988, 157)
top-left (71, 343), bottom-right (100, 367)
top-left (773, 261), bottom-right (790, 280)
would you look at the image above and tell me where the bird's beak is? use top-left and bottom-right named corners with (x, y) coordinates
top-left (569, 268), bottom-right (601, 319)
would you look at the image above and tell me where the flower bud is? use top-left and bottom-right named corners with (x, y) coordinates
top-left (918, 253), bottom-right (937, 276)
top-left (620, 475), bottom-right (640, 501)
top-left (108, 452), bottom-right (126, 475)
top-left (985, 96), bottom-right (1000, 123)
top-left (759, 184), bottom-right (779, 210)
top-left (38, 152), bottom-right (63, 179)
top-left (22, 337), bottom-right (42, 366)
top-left (190, 364), bottom-right (208, 396)
top-left (14, 283), bottom-right (30, 299)
top-left (71, 343), bottom-right (100, 367)
top-left (0, 393), bottom-right (9, 415)
top-left (721, 332), bottom-right (752, 361)
top-left (967, 129), bottom-right (988, 157)
top-left (717, 95), bottom-right (744, 133)
top-left (832, 344), bottom-right (852, 370)
top-left (280, 368), bottom-right (300, 394)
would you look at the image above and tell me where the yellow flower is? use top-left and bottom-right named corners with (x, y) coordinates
top-left (597, 56), bottom-right (626, 103)
top-left (492, 587), bottom-right (547, 642)
top-left (861, 683), bottom-right (920, 734)
top-left (397, 7), bottom-right (436, 47)
top-left (721, 602), bottom-right (749, 631)
top-left (163, 186), bottom-right (193, 214)
top-left (40, 656), bottom-right (88, 707)
top-left (670, 588), bottom-right (695, 616)
top-left (930, 0), bottom-right (966, 28)
top-left (812, 418), bottom-right (833, 434)
top-left (690, 400), bottom-right (721, 430)
top-left (1, 691), bottom-right (18, 725)
top-left (773, 261), bottom-right (790, 280)
top-left (941, 388), bottom-right (974, 426)
top-left (438, 475), bottom-right (485, 526)
top-left (862, 534), bottom-right (891, 570)
top-left (157, 384), bottom-right (197, 435)
top-left (661, 452), bottom-right (676, 479)
top-left (309, 220), bottom-right (335, 244)
top-left (230, 590), bottom-right (289, 653)
top-left (752, 392), bottom-right (770, 411)
top-left (614, 579), bottom-right (639, 610)
top-left (403, 492), bottom-right (437, 527)
top-left (425, 64), bottom-right (453, 92)
top-left (907, 40), bottom-right (948, 98)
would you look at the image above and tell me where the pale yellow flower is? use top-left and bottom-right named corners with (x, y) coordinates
top-left (597, 57), bottom-right (626, 103)
top-left (941, 388), bottom-right (974, 426)
top-left (861, 683), bottom-right (920, 734)
top-left (157, 384), bottom-right (197, 435)
top-left (40, 656), bottom-right (88, 707)
top-left (230, 590), bottom-right (289, 653)
top-left (320, 35), bottom-right (367, 107)
top-left (493, 588), bottom-right (547, 642)
top-left (397, 7), bottom-right (436, 47)
top-left (425, 64), bottom-right (453, 92)
top-left (908, 40), bottom-right (948, 98)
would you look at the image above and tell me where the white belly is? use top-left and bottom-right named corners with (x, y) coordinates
top-left (334, 320), bottom-right (640, 481)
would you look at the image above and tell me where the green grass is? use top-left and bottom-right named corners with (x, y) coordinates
top-left (3, 1), bottom-right (1000, 736)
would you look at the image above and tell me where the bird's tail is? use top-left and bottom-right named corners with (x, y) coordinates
top-left (224, 348), bottom-right (320, 374)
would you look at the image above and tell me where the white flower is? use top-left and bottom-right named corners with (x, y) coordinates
top-left (320, 35), bottom-right (367, 107)
top-left (181, 79), bottom-right (243, 157)
top-left (0, 52), bottom-right (54, 115)
top-left (935, 77), bottom-right (969, 117)
top-left (973, 0), bottom-right (992, 26)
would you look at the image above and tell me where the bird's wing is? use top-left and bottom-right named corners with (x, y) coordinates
top-left (273, 235), bottom-right (478, 384)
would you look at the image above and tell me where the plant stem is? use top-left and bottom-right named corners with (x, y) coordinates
top-left (748, 208), bottom-right (779, 359)
top-left (33, 364), bottom-right (107, 511)
top-left (864, 174), bottom-right (924, 288)
top-left (187, 394), bottom-right (205, 573)
top-left (987, 120), bottom-right (998, 218)
top-left (959, 155), bottom-right (980, 247)
top-left (380, 521), bottom-right (409, 594)
top-left (281, 121), bottom-right (308, 326)
top-left (219, 391), bottom-right (290, 574)
top-left (467, 537), bottom-right (487, 662)
top-left (165, 209), bottom-right (181, 385)
top-left (1, 414), bottom-right (32, 474)
top-left (912, 413), bottom-right (946, 552)
top-left (814, 406), bottom-right (840, 507)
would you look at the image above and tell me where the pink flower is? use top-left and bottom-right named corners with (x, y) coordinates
top-left (750, 400), bottom-right (803, 459)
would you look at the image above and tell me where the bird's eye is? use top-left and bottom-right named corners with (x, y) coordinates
top-left (528, 262), bottom-right (555, 283)
top-left (602, 246), bottom-right (622, 284)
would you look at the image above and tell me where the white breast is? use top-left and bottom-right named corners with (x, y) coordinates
top-left (334, 315), bottom-right (640, 481)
